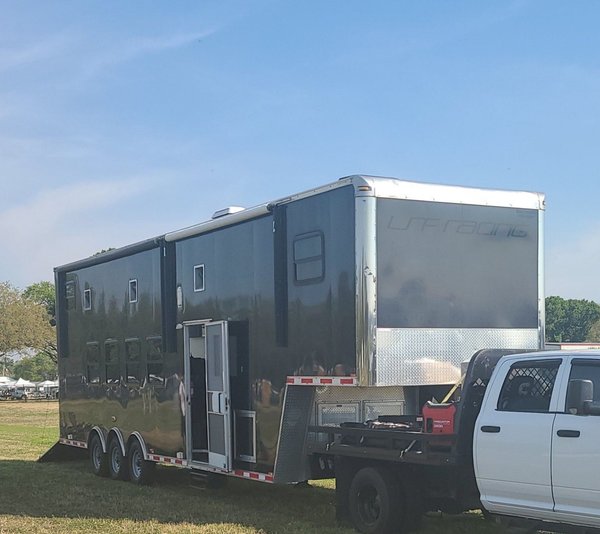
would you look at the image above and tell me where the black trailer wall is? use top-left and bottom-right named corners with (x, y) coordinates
top-left (56, 246), bottom-right (184, 456)
top-left (175, 185), bottom-right (356, 471)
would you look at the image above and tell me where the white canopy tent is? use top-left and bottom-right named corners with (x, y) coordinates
top-left (14, 378), bottom-right (36, 388)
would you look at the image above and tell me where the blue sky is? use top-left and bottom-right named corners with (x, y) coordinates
top-left (0, 1), bottom-right (599, 300)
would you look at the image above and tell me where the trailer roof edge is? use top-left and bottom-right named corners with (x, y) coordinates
top-left (54, 237), bottom-right (162, 273)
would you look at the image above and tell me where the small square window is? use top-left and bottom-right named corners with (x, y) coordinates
top-left (83, 288), bottom-right (92, 311)
top-left (129, 279), bottom-right (138, 303)
top-left (194, 265), bottom-right (205, 292)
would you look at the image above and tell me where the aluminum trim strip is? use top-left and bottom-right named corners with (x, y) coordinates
top-left (232, 469), bottom-right (274, 483)
top-left (286, 376), bottom-right (357, 386)
top-left (358, 176), bottom-right (545, 210)
top-left (59, 438), bottom-right (87, 449)
top-left (355, 195), bottom-right (377, 386)
top-left (147, 454), bottom-right (187, 466)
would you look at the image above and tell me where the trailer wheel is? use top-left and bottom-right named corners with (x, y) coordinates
top-left (348, 467), bottom-right (402, 534)
top-left (89, 433), bottom-right (108, 477)
top-left (128, 440), bottom-right (155, 485)
top-left (108, 438), bottom-right (129, 481)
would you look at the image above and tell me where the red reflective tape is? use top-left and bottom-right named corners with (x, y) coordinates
top-left (249, 472), bottom-right (259, 480)
top-left (300, 378), bottom-right (312, 384)
top-left (286, 377), bottom-right (294, 384)
top-left (320, 378), bottom-right (333, 384)
top-left (340, 378), bottom-right (355, 385)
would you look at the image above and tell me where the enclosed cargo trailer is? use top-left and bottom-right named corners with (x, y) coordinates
top-left (52, 175), bottom-right (544, 485)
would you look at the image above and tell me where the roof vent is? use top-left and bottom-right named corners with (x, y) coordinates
top-left (211, 206), bottom-right (245, 219)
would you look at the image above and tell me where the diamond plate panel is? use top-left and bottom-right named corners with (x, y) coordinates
top-left (375, 328), bottom-right (540, 386)
top-left (273, 385), bottom-right (315, 484)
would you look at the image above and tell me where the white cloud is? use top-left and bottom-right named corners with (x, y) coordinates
top-left (81, 29), bottom-right (218, 80)
top-left (0, 34), bottom-right (73, 73)
top-left (0, 177), bottom-right (163, 287)
top-left (546, 225), bottom-right (600, 302)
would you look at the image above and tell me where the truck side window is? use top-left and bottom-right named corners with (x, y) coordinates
top-left (566, 361), bottom-right (600, 411)
top-left (497, 361), bottom-right (560, 413)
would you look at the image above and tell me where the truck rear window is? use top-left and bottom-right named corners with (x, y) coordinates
top-left (497, 360), bottom-right (560, 413)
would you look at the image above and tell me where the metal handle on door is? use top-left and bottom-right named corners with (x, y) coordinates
top-left (556, 429), bottom-right (580, 438)
top-left (480, 425), bottom-right (501, 433)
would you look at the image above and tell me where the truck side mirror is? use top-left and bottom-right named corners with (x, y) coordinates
top-left (566, 379), bottom-right (594, 414)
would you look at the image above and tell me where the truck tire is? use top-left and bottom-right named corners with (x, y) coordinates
top-left (128, 440), bottom-right (155, 485)
top-left (89, 433), bottom-right (108, 477)
top-left (348, 467), bottom-right (403, 534)
top-left (108, 438), bottom-right (129, 481)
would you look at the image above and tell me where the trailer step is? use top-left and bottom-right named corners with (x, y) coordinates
top-left (189, 469), bottom-right (227, 490)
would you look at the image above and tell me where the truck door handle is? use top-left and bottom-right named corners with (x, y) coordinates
top-left (480, 425), bottom-right (501, 433)
top-left (557, 429), bottom-right (580, 438)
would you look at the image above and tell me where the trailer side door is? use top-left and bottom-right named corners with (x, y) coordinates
top-left (205, 321), bottom-right (232, 470)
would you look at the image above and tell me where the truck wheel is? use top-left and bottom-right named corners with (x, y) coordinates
top-left (108, 438), bottom-right (129, 481)
top-left (89, 433), bottom-right (108, 477)
top-left (348, 467), bottom-right (402, 534)
top-left (128, 440), bottom-right (155, 485)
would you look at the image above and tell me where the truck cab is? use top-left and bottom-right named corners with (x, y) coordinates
top-left (475, 350), bottom-right (600, 529)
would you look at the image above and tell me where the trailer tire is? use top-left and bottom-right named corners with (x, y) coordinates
top-left (348, 467), bottom-right (403, 534)
top-left (89, 433), bottom-right (108, 477)
top-left (108, 437), bottom-right (129, 481)
top-left (128, 440), bottom-right (155, 485)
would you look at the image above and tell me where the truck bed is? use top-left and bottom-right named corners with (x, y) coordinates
top-left (307, 423), bottom-right (459, 466)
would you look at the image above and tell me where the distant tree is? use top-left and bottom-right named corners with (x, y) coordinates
top-left (585, 319), bottom-right (600, 343)
top-left (23, 281), bottom-right (55, 317)
top-left (546, 296), bottom-right (600, 342)
top-left (12, 352), bottom-right (57, 381)
top-left (23, 281), bottom-right (57, 363)
top-left (0, 282), bottom-right (54, 375)
top-left (93, 248), bottom-right (115, 256)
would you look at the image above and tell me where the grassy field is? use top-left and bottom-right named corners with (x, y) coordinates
top-left (0, 401), bottom-right (502, 534)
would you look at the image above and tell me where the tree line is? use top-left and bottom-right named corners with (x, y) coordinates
top-left (2, 280), bottom-right (600, 382)
top-left (0, 281), bottom-right (56, 381)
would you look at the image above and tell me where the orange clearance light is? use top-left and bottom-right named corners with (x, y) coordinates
top-left (357, 185), bottom-right (372, 191)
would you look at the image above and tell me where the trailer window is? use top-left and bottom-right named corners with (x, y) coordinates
top-left (147, 336), bottom-right (164, 386)
top-left (193, 264), bottom-right (205, 292)
top-left (129, 279), bottom-right (138, 303)
top-left (497, 361), bottom-right (560, 413)
top-left (125, 339), bottom-right (141, 384)
top-left (105, 341), bottom-right (120, 385)
top-left (85, 342), bottom-right (100, 385)
top-left (293, 232), bottom-right (324, 284)
top-left (65, 281), bottom-right (76, 311)
top-left (83, 288), bottom-right (92, 311)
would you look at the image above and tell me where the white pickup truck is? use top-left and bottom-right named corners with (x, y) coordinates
top-left (310, 349), bottom-right (600, 533)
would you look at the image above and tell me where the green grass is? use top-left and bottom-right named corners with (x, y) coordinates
top-left (0, 402), bottom-right (503, 533)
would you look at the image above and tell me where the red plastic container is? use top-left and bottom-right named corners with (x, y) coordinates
top-left (422, 401), bottom-right (456, 435)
